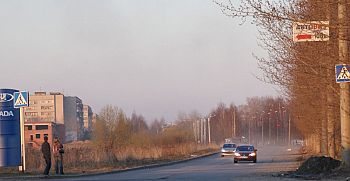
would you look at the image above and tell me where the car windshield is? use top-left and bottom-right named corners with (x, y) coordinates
top-left (223, 144), bottom-right (236, 148)
top-left (236, 146), bottom-right (254, 151)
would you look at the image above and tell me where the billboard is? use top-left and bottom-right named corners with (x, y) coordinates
top-left (292, 21), bottom-right (329, 42)
top-left (0, 89), bottom-right (20, 167)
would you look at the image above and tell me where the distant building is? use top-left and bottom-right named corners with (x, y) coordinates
top-left (64, 96), bottom-right (84, 142)
top-left (23, 92), bottom-right (88, 143)
top-left (83, 105), bottom-right (93, 132)
top-left (24, 92), bottom-right (64, 124)
top-left (92, 113), bottom-right (98, 124)
top-left (24, 121), bottom-right (65, 148)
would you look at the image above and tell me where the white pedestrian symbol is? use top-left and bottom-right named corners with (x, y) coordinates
top-left (15, 93), bottom-right (27, 106)
top-left (337, 66), bottom-right (350, 80)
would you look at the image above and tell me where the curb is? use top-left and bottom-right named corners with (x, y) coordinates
top-left (2, 151), bottom-right (219, 180)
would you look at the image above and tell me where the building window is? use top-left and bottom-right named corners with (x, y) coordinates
top-left (26, 125), bottom-right (32, 130)
top-left (41, 100), bottom-right (53, 104)
top-left (35, 125), bottom-right (48, 130)
top-left (41, 106), bottom-right (53, 110)
top-left (30, 135), bottom-right (33, 141)
top-left (25, 106), bottom-right (36, 111)
top-left (41, 112), bottom-right (52, 116)
top-left (29, 101), bottom-right (38, 105)
top-left (25, 112), bottom-right (38, 116)
top-left (35, 134), bottom-right (40, 139)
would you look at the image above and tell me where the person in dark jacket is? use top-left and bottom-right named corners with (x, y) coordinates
top-left (41, 135), bottom-right (51, 175)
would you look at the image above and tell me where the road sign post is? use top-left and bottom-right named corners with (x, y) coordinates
top-left (14, 91), bottom-right (29, 172)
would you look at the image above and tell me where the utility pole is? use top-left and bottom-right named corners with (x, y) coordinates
top-left (232, 108), bottom-right (236, 138)
top-left (338, 0), bottom-right (350, 167)
top-left (288, 113), bottom-right (291, 150)
top-left (326, 0), bottom-right (336, 158)
top-left (261, 112), bottom-right (264, 146)
top-left (208, 117), bottom-right (211, 143)
top-left (203, 118), bottom-right (207, 144)
top-left (248, 118), bottom-right (251, 144)
top-left (200, 119), bottom-right (203, 143)
top-left (275, 111), bottom-right (279, 145)
top-left (268, 113), bottom-right (271, 145)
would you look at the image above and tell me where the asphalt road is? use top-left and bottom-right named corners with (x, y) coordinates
top-left (48, 145), bottom-right (302, 181)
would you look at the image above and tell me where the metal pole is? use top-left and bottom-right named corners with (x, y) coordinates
top-left (261, 114), bottom-right (264, 146)
top-left (233, 109), bottom-right (236, 138)
top-left (195, 120), bottom-right (197, 143)
top-left (208, 117), bottom-right (211, 143)
top-left (19, 107), bottom-right (25, 172)
top-left (277, 120), bottom-right (279, 145)
top-left (338, 0), bottom-right (350, 167)
top-left (288, 113), bottom-right (291, 149)
top-left (248, 119), bottom-right (251, 144)
top-left (268, 116), bottom-right (271, 145)
top-left (197, 120), bottom-right (200, 143)
top-left (204, 118), bottom-right (207, 144)
top-left (199, 118), bottom-right (203, 143)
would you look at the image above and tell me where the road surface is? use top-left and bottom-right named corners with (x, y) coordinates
top-left (49, 145), bottom-right (302, 181)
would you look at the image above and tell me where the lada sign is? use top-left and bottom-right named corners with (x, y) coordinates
top-left (0, 110), bottom-right (14, 117)
top-left (0, 89), bottom-right (21, 167)
top-left (292, 21), bottom-right (329, 42)
top-left (0, 93), bottom-right (14, 103)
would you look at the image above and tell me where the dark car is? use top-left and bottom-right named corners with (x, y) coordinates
top-left (234, 145), bottom-right (257, 163)
top-left (220, 143), bottom-right (237, 157)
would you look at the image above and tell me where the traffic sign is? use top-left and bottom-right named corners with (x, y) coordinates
top-left (13, 91), bottom-right (29, 108)
top-left (336, 64), bottom-right (350, 83)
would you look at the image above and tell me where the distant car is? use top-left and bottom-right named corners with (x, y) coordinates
top-left (220, 143), bottom-right (237, 157)
top-left (234, 145), bottom-right (257, 163)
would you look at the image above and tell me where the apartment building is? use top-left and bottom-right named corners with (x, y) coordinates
top-left (24, 92), bottom-right (64, 124)
top-left (64, 96), bottom-right (84, 142)
top-left (23, 92), bottom-right (87, 143)
top-left (83, 105), bottom-right (93, 132)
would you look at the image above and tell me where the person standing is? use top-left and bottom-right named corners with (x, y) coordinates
top-left (53, 137), bottom-right (64, 174)
top-left (41, 135), bottom-right (51, 175)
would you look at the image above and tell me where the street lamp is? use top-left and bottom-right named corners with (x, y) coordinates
top-left (260, 111), bottom-right (265, 146)
top-left (267, 112), bottom-right (270, 144)
top-left (275, 110), bottom-right (279, 145)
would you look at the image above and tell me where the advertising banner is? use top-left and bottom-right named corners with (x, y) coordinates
top-left (0, 89), bottom-right (20, 166)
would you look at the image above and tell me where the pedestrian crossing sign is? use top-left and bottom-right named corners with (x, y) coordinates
top-left (13, 91), bottom-right (29, 108)
top-left (336, 64), bottom-right (350, 83)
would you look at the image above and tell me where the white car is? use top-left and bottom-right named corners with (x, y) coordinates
top-left (221, 143), bottom-right (237, 157)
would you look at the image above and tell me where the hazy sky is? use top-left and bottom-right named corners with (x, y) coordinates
top-left (0, 0), bottom-right (277, 122)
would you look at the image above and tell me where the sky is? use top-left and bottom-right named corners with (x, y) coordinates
top-left (0, 0), bottom-right (278, 122)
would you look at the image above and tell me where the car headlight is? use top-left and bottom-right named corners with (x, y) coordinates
top-left (249, 152), bottom-right (256, 156)
top-left (221, 148), bottom-right (225, 152)
top-left (234, 152), bottom-right (241, 157)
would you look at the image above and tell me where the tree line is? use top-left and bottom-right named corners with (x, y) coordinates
top-left (215, 0), bottom-right (350, 161)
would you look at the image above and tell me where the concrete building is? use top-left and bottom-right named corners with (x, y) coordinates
top-left (24, 92), bottom-right (87, 143)
top-left (24, 92), bottom-right (64, 124)
top-left (83, 105), bottom-right (93, 132)
top-left (24, 121), bottom-right (65, 148)
top-left (92, 113), bottom-right (98, 125)
top-left (64, 96), bottom-right (84, 142)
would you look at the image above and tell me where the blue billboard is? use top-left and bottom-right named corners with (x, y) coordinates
top-left (0, 89), bottom-right (20, 166)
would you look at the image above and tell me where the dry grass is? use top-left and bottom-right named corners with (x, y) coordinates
top-left (17, 142), bottom-right (218, 174)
